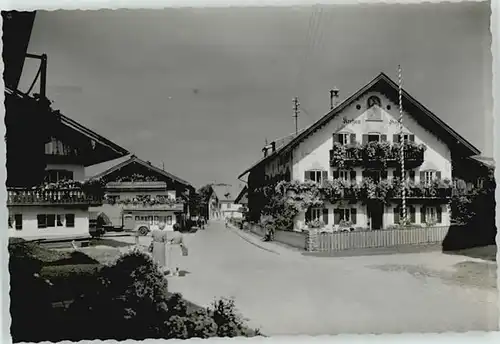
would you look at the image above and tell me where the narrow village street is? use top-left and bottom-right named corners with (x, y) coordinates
top-left (160, 220), bottom-right (498, 335)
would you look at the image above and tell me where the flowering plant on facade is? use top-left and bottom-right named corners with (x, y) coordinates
top-left (330, 143), bottom-right (362, 168)
top-left (114, 173), bottom-right (160, 183)
top-left (330, 142), bottom-right (347, 168)
top-left (31, 178), bottom-right (106, 199)
top-left (116, 195), bottom-right (185, 206)
top-left (307, 219), bottom-right (325, 229)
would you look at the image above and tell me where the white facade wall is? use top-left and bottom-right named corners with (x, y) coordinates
top-left (260, 92), bottom-right (452, 231)
top-left (8, 206), bottom-right (90, 238)
top-left (291, 92), bottom-right (452, 182)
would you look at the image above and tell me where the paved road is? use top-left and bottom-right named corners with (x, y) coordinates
top-left (134, 221), bottom-right (499, 335)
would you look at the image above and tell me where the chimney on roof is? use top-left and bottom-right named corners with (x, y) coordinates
top-left (271, 141), bottom-right (276, 153)
top-left (262, 147), bottom-right (268, 157)
top-left (330, 87), bottom-right (340, 110)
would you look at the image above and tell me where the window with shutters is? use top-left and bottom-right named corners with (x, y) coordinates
top-left (334, 208), bottom-right (357, 225)
top-left (338, 170), bottom-right (349, 181)
top-left (310, 208), bottom-right (322, 222)
top-left (393, 169), bottom-right (415, 182)
top-left (338, 133), bottom-right (349, 145)
top-left (424, 171), bottom-right (435, 185)
top-left (368, 133), bottom-right (380, 142)
top-left (9, 214), bottom-right (23, 230)
top-left (394, 206), bottom-right (416, 224)
top-left (393, 134), bottom-right (415, 144)
top-left (421, 206), bottom-right (442, 224)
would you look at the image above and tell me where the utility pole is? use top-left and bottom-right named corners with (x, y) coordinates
top-left (293, 97), bottom-right (300, 135)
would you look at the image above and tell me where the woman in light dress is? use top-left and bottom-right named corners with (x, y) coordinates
top-left (150, 221), bottom-right (188, 276)
top-left (150, 221), bottom-right (170, 274)
top-left (167, 225), bottom-right (188, 276)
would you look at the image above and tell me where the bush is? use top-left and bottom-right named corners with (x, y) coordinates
top-left (10, 246), bottom-right (262, 342)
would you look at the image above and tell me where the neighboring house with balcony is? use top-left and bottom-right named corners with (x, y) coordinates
top-left (238, 72), bottom-right (480, 231)
top-left (6, 88), bottom-right (129, 239)
top-left (86, 155), bottom-right (195, 232)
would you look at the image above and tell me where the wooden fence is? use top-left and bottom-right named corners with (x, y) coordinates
top-left (313, 226), bottom-right (449, 252)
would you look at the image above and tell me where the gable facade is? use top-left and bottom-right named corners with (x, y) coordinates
top-left (242, 73), bottom-right (479, 231)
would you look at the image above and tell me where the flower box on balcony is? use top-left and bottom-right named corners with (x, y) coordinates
top-left (106, 181), bottom-right (168, 190)
top-left (330, 141), bottom-right (426, 168)
top-left (122, 203), bottom-right (184, 212)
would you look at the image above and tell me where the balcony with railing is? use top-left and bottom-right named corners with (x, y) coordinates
top-left (7, 179), bottom-right (105, 206)
top-left (317, 178), bottom-right (453, 203)
top-left (111, 195), bottom-right (186, 212)
top-left (330, 141), bottom-right (426, 168)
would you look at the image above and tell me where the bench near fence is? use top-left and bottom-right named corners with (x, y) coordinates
top-left (308, 226), bottom-right (450, 252)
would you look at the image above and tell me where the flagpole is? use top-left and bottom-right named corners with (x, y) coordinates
top-left (398, 65), bottom-right (406, 223)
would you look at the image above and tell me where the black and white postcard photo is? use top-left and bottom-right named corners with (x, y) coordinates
top-left (1, 1), bottom-right (497, 342)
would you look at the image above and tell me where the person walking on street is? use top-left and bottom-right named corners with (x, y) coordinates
top-left (168, 230), bottom-right (188, 277)
top-left (149, 221), bottom-right (169, 275)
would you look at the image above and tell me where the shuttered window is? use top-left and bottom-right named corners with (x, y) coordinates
top-left (394, 206), bottom-right (416, 224)
top-left (322, 208), bottom-right (329, 225)
top-left (423, 206), bottom-right (442, 224)
top-left (334, 208), bottom-right (357, 224)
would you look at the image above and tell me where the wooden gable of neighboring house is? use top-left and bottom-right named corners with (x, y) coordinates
top-left (89, 155), bottom-right (194, 195)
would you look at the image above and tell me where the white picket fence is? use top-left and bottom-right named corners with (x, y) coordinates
top-left (315, 226), bottom-right (449, 252)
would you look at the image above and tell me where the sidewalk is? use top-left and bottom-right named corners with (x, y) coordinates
top-left (225, 223), bottom-right (302, 259)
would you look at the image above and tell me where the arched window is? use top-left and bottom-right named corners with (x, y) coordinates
top-left (367, 96), bottom-right (382, 108)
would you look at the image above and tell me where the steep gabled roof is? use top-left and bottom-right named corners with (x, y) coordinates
top-left (239, 72), bottom-right (480, 179)
top-left (5, 86), bottom-right (130, 166)
top-left (57, 111), bottom-right (130, 163)
top-left (89, 154), bottom-right (193, 188)
top-left (234, 185), bottom-right (248, 204)
top-left (211, 183), bottom-right (243, 202)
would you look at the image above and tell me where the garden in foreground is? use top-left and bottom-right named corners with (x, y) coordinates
top-left (9, 238), bottom-right (261, 342)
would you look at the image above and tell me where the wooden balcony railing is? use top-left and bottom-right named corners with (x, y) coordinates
top-left (7, 188), bottom-right (103, 206)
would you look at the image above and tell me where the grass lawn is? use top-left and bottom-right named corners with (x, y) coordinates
top-left (14, 240), bottom-right (204, 313)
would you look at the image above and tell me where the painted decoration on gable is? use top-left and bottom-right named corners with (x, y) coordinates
top-left (366, 96), bottom-right (383, 121)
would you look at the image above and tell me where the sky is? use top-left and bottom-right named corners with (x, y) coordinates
top-left (19, 2), bottom-right (492, 189)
